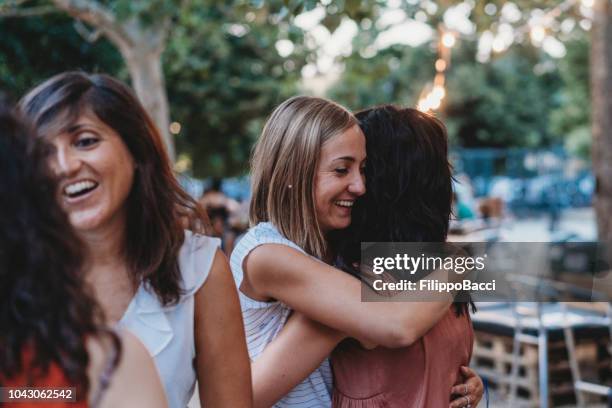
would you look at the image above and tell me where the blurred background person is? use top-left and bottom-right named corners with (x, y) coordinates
top-left (199, 177), bottom-right (241, 254)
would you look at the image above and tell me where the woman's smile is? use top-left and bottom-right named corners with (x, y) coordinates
top-left (49, 112), bottom-right (135, 232)
top-left (61, 179), bottom-right (100, 203)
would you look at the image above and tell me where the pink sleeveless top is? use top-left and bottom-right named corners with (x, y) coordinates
top-left (331, 307), bottom-right (473, 408)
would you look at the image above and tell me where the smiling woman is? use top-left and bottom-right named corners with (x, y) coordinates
top-left (248, 96), bottom-right (366, 261)
top-left (50, 113), bottom-right (135, 232)
top-left (314, 124), bottom-right (366, 234)
top-left (236, 96), bottom-right (366, 407)
top-left (19, 72), bottom-right (252, 408)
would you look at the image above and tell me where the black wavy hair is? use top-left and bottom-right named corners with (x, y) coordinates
top-left (333, 105), bottom-right (471, 315)
top-left (0, 106), bottom-right (119, 396)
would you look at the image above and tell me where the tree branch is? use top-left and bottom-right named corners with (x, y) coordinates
top-left (0, 0), bottom-right (33, 10)
top-left (0, 5), bottom-right (59, 17)
top-left (50, 0), bottom-right (133, 48)
top-left (73, 19), bottom-right (102, 42)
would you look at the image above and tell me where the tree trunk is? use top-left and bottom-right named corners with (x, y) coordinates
top-left (591, 0), bottom-right (612, 242)
top-left (48, 0), bottom-right (175, 161)
top-left (122, 47), bottom-right (174, 161)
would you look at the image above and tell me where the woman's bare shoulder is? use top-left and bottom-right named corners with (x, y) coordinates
top-left (87, 330), bottom-right (167, 408)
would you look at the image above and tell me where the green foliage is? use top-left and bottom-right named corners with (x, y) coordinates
top-left (330, 31), bottom-right (565, 149)
top-left (445, 42), bottom-right (563, 148)
top-left (0, 0), bottom-right (593, 173)
top-left (100, 0), bottom-right (180, 26)
top-left (549, 30), bottom-right (591, 158)
top-left (329, 43), bottom-right (437, 110)
top-left (164, 1), bottom-right (309, 177)
top-left (0, 0), bottom-right (312, 177)
top-left (328, 0), bottom-right (596, 152)
top-left (0, 12), bottom-right (123, 102)
top-left (328, 18), bottom-right (437, 110)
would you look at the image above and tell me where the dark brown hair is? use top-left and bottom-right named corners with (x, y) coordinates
top-left (0, 106), bottom-right (119, 395)
top-left (334, 105), bottom-right (472, 315)
top-left (19, 72), bottom-right (208, 306)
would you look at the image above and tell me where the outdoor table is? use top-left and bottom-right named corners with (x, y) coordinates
top-left (472, 302), bottom-right (611, 407)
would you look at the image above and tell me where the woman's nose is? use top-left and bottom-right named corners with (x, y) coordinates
top-left (52, 147), bottom-right (82, 177)
top-left (349, 172), bottom-right (366, 196)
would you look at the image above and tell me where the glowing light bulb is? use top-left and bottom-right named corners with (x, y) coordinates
top-left (169, 122), bottom-right (182, 135)
top-left (418, 104), bottom-right (430, 113)
top-left (435, 59), bottom-right (447, 72)
top-left (417, 97), bottom-right (431, 112)
top-left (530, 25), bottom-right (546, 43)
top-left (432, 86), bottom-right (446, 100)
top-left (442, 32), bottom-right (456, 48)
top-left (492, 37), bottom-right (506, 53)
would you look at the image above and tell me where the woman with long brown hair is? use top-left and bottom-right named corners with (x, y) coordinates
top-left (19, 72), bottom-right (252, 408)
top-left (329, 106), bottom-right (478, 408)
top-left (0, 106), bottom-right (166, 407)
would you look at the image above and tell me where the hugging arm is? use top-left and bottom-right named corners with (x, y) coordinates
top-left (245, 244), bottom-right (460, 348)
top-left (253, 314), bottom-right (485, 408)
top-left (252, 312), bottom-right (344, 408)
top-left (450, 366), bottom-right (484, 408)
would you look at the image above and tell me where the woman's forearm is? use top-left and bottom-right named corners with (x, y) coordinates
top-left (246, 244), bottom-right (461, 348)
top-left (252, 313), bottom-right (344, 408)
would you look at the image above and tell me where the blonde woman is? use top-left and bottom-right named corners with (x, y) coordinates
top-left (230, 96), bottom-right (478, 407)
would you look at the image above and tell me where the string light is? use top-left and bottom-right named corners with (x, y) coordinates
top-left (432, 85), bottom-right (445, 100)
top-left (417, 93), bottom-right (440, 112)
top-left (492, 37), bottom-right (507, 53)
top-left (417, 27), bottom-right (452, 113)
top-left (417, 85), bottom-right (445, 112)
top-left (530, 25), bottom-right (546, 43)
top-left (416, 0), bottom-right (588, 114)
top-left (169, 122), bottom-right (182, 135)
top-left (442, 32), bottom-right (456, 48)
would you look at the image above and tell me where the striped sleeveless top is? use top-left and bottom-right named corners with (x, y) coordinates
top-left (230, 222), bottom-right (333, 407)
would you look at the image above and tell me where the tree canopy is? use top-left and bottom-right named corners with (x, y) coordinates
top-left (328, 1), bottom-right (590, 151)
top-left (0, 0), bottom-right (313, 177)
top-left (0, 11), bottom-right (123, 101)
top-left (329, 29), bottom-right (579, 149)
top-left (0, 0), bottom-right (597, 168)
top-left (165, 1), bottom-right (309, 177)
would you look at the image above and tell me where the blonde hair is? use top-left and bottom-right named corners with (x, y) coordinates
top-left (250, 96), bottom-right (358, 258)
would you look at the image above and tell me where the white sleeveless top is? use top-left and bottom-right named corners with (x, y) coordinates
top-left (230, 222), bottom-right (333, 407)
top-left (119, 231), bottom-right (220, 408)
